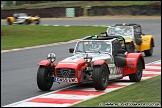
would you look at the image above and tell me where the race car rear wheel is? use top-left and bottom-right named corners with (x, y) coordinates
top-left (35, 20), bottom-right (40, 25)
top-left (37, 65), bottom-right (53, 91)
top-left (126, 42), bottom-right (135, 53)
top-left (92, 64), bottom-right (109, 90)
top-left (7, 19), bottom-right (12, 25)
top-left (144, 42), bottom-right (153, 56)
top-left (129, 58), bottom-right (143, 82)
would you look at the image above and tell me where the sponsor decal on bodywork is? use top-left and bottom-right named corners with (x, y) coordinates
top-left (125, 58), bottom-right (135, 70)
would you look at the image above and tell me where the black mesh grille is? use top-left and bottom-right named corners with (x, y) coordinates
top-left (56, 68), bottom-right (76, 78)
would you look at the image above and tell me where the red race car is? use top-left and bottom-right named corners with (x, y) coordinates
top-left (37, 35), bottom-right (145, 91)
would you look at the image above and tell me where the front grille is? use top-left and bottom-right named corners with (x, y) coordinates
top-left (56, 68), bottom-right (76, 78)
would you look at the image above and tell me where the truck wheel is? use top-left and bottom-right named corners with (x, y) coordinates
top-left (144, 42), bottom-right (153, 56)
top-left (37, 65), bottom-right (53, 91)
top-left (126, 43), bottom-right (135, 53)
top-left (92, 64), bottom-right (109, 90)
top-left (129, 59), bottom-right (143, 82)
top-left (7, 19), bottom-right (12, 25)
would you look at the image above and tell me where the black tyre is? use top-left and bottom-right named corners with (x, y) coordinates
top-left (7, 19), bottom-right (12, 25)
top-left (19, 23), bottom-right (23, 25)
top-left (37, 65), bottom-right (53, 91)
top-left (126, 43), bottom-right (135, 53)
top-left (25, 19), bottom-right (30, 24)
top-left (92, 64), bottom-right (109, 90)
top-left (35, 20), bottom-right (40, 25)
top-left (144, 42), bottom-right (153, 56)
top-left (129, 59), bottom-right (143, 82)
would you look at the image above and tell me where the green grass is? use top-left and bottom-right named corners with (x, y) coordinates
top-left (71, 75), bottom-right (161, 107)
top-left (1, 25), bottom-right (107, 50)
top-left (2, 1), bottom-right (161, 10)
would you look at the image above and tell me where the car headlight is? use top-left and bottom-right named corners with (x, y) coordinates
top-left (47, 53), bottom-right (56, 62)
top-left (84, 54), bottom-right (92, 63)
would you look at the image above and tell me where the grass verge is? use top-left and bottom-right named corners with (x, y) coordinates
top-left (1, 25), bottom-right (107, 50)
top-left (71, 75), bottom-right (161, 107)
top-left (2, 1), bottom-right (160, 10)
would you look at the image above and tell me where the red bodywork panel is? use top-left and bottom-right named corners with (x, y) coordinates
top-left (123, 53), bottom-right (145, 76)
top-left (55, 58), bottom-right (87, 83)
top-left (93, 60), bottom-right (107, 66)
top-left (38, 60), bottom-right (50, 66)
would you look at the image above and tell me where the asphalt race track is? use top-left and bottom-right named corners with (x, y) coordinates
top-left (1, 17), bottom-right (161, 106)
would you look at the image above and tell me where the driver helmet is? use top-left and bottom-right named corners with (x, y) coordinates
top-left (13, 14), bottom-right (18, 17)
top-left (125, 28), bottom-right (133, 35)
top-left (115, 27), bottom-right (122, 34)
top-left (88, 41), bottom-right (101, 51)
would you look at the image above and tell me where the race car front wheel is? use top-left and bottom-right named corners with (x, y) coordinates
top-left (92, 64), bottom-right (109, 90)
top-left (25, 19), bottom-right (30, 24)
top-left (37, 65), bottom-right (53, 91)
top-left (129, 58), bottom-right (143, 82)
top-left (7, 19), bottom-right (12, 25)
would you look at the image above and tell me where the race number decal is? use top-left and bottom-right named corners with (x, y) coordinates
top-left (116, 67), bottom-right (123, 74)
top-left (56, 77), bottom-right (78, 83)
top-left (109, 67), bottom-right (123, 75)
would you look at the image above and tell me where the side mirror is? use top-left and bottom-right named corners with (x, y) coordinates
top-left (69, 48), bottom-right (74, 53)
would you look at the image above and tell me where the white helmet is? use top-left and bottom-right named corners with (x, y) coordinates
top-left (88, 41), bottom-right (101, 51)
